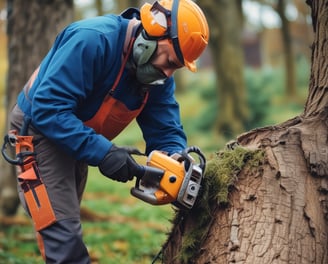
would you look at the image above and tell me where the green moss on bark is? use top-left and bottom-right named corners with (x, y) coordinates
top-left (166, 146), bottom-right (264, 264)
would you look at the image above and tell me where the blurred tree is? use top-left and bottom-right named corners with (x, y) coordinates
top-left (0, 0), bottom-right (74, 216)
top-left (162, 0), bottom-right (328, 263)
top-left (293, 0), bottom-right (312, 58)
top-left (255, 0), bottom-right (298, 97)
top-left (95, 0), bottom-right (104, 15)
top-left (276, 0), bottom-right (296, 97)
top-left (198, 0), bottom-right (249, 139)
top-left (117, 0), bottom-right (140, 12)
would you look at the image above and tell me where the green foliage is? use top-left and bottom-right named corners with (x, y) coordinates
top-left (295, 56), bottom-right (310, 88)
top-left (171, 146), bottom-right (265, 263)
top-left (0, 225), bottom-right (43, 264)
top-left (195, 89), bottom-right (218, 131)
top-left (190, 62), bottom-right (309, 137)
top-left (185, 71), bottom-right (218, 132)
top-left (244, 67), bottom-right (276, 129)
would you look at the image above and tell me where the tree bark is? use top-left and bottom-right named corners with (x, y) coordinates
top-left (0, 0), bottom-right (73, 216)
top-left (162, 0), bottom-right (328, 263)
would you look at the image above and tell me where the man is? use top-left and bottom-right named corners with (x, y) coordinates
top-left (7, 0), bottom-right (209, 262)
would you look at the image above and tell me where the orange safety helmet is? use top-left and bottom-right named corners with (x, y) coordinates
top-left (140, 0), bottom-right (209, 72)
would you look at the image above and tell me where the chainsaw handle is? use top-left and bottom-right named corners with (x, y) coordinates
top-left (133, 165), bottom-right (164, 184)
top-left (181, 146), bottom-right (206, 171)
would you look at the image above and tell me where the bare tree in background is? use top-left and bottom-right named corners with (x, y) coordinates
top-left (116, 0), bottom-right (140, 12)
top-left (276, 0), bottom-right (297, 97)
top-left (258, 0), bottom-right (303, 97)
top-left (198, 0), bottom-right (249, 138)
top-left (162, 0), bottom-right (328, 263)
top-left (0, 0), bottom-right (74, 216)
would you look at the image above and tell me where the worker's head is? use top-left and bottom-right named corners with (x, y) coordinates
top-left (133, 0), bottom-right (209, 85)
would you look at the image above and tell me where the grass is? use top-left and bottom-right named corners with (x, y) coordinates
top-left (82, 168), bottom-right (174, 264)
top-left (0, 167), bottom-right (174, 264)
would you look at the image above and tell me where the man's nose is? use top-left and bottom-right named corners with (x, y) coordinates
top-left (162, 68), bottom-right (176, 78)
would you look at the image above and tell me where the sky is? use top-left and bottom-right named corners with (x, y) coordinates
top-left (243, 1), bottom-right (281, 28)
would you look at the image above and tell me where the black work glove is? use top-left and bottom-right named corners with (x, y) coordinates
top-left (98, 145), bottom-right (143, 183)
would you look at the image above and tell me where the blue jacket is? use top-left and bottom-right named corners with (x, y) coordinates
top-left (17, 14), bottom-right (187, 166)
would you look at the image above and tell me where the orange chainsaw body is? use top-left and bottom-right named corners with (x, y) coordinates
top-left (130, 146), bottom-right (206, 210)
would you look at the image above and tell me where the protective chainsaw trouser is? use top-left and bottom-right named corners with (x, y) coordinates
top-left (10, 104), bottom-right (90, 264)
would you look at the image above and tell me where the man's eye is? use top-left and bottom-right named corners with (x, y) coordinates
top-left (168, 60), bottom-right (180, 68)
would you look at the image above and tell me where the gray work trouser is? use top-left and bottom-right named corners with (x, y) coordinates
top-left (10, 104), bottom-right (90, 264)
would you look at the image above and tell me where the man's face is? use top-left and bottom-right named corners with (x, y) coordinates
top-left (150, 39), bottom-right (184, 79)
top-left (132, 32), bottom-right (184, 85)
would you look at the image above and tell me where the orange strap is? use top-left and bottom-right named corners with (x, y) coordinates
top-left (36, 232), bottom-right (46, 260)
top-left (85, 29), bottom-right (136, 128)
top-left (85, 24), bottom-right (149, 140)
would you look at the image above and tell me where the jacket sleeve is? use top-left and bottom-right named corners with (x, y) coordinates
top-left (136, 77), bottom-right (187, 155)
top-left (30, 28), bottom-right (113, 166)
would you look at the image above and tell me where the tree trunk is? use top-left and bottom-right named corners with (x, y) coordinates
top-left (162, 0), bottom-right (328, 263)
top-left (0, 0), bottom-right (73, 216)
top-left (198, 0), bottom-right (249, 138)
top-left (95, 0), bottom-right (104, 15)
top-left (116, 0), bottom-right (139, 13)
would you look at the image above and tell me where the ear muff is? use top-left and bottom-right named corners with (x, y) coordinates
top-left (133, 31), bottom-right (157, 66)
top-left (132, 31), bottom-right (167, 85)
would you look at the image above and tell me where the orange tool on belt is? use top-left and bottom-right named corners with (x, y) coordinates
top-left (2, 130), bottom-right (56, 231)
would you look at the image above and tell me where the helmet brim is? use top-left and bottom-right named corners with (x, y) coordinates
top-left (185, 60), bottom-right (197, 72)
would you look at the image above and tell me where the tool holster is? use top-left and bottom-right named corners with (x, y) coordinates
top-left (2, 128), bottom-right (56, 231)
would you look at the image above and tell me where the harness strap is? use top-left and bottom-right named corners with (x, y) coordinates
top-left (109, 22), bottom-right (139, 96)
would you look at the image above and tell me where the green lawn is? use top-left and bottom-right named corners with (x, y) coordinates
top-left (0, 167), bottom-right (174, 264)
top-left (82, 167), bottom-right (174, 264)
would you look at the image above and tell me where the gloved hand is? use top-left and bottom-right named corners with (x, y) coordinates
top-left (98, 145), bottom-right (143, 183)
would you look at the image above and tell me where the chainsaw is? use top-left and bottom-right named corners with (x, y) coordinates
top-left (131, 146), bottom-right (206, 210)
